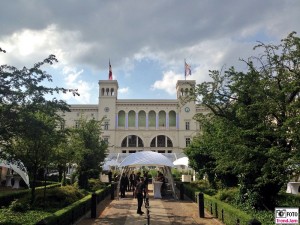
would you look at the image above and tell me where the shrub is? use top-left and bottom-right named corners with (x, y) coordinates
top-left (215, 188), bottom-right (239, 204)
top-left (32, 185), bottom-right (85, 210)
top-left (189, 180), bottom-right (217, 196)
top-left (9, 199), bottom-right (30, 212)
top-left (87, 178), bottom-right (106, 192)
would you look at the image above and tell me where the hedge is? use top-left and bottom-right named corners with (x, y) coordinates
top-left (183, 183), bottom-right (256, 225)
top-left (36, 184), bottom-right (112, 225)
top-left (0, 183), bottom-right (61, 207)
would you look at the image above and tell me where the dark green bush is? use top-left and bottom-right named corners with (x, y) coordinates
top-left (276, 192), bottom-right (300, 207)
top-left (9, 199), bottom-right (30, 212)
top-left (87, 178), bottom-right (106, 192)
top-left (32, 185), bottom-right (84, 210)
top-left (215, 188), bottom-right (238, 204)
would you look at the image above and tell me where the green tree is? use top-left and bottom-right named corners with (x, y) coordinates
top-left (52, 128), bottom-right (82, 186)
top-left (70, 117), bottom-right (108, 189)
top-left (0, 51), bottom-right (79, 203)
top-left (186, 32), bottom-right (300, 209)
top-left (11, 110), bottom-right (65, 204)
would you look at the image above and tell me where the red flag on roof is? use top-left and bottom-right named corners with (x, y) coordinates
top-left (109, 60), bottom-right (113, 80)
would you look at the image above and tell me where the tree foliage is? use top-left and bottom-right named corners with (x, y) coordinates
top-left (0, 51), bottom-right (79, 203)
top-left (69, 117), bottom-right (108, 189)
top-left (185, 32), bottom-right (300, 209)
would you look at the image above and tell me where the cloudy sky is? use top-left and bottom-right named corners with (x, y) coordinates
top-left (1, 0), bottom-right (299, 104)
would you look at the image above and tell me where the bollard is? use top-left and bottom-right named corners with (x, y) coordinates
top-left (180, 183), bottom-right (184, 200)
top-left (248, 218), bottom-right (262, 225)
top-left (91, 193), bottom-right (97, 218)
top-left (111, 182), bottom-right (115, 200)
top-left (221, 209), bottom-right (224, 222)
top-left (215, 203), bottom-right (218, 218)
top-left (198, 193), bottom-right (205, 218)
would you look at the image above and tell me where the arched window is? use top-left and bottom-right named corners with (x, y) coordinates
top-left (158, 111), bottom-right (166, 127)
top-left (185, 88), bottom-right (189, 96)
top-left (118, 110), bottom-right (125, 127)
top-left (121, 135), bottom-right (144, 147)
top-left (150, 135), bottom-right (173, 147)
top-left (128, 110), bottom-right (135, 127)
top-left (148, 110), bottom-right (156, 127)
top-left (181, 88), bottom-right (184, 96)
top-left (169, 111), bottom-right (176, 127)
top-left (157, 135), bottom-right (166, 147)
top-left (101, 88), bottom-right (105, 96)
top-left (106, 88), bottom-right (109, 96)
top-left (111, 88), bottom-right (114, 96)
top-left (150, 138), bottom-right (156, 147)
top-left (138, 110), bottom-right (146, 127)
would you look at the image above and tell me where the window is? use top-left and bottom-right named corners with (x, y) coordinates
top-left (103, 138), bottom-right (109, 144)
top-left (121, 135), bottom-right (144, 147)
top-left (185, 138), bottom-right (191, 147)
top-left (104, 121), bottom-right (109, 130)
top-left (129, 150), bottom-right (136, 153)
top-left (75, 120), bottom-right (80, 128)
top-left (122, 150), bottom-right (126, 153)
top-left (150, 135), bottom-right (173, 147)
top-left (185, 121), bottom-right (190, 130)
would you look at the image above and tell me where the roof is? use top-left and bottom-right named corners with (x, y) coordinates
top-left (119, 151), bottom-right (174, 167)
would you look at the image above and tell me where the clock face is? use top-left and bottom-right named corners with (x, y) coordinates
top-left (104, 107), bottom-right (110, 112)
top-left (185, 107), bottom-right (190, 112)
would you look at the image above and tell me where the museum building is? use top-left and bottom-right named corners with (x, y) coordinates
top-left (62, 78), bottom-right (209, 161)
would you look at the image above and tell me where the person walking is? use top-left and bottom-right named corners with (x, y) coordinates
top-left (134, 177), bottom-right (147, 215)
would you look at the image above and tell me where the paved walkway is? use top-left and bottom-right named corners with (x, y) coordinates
top-left (76, 184), bottom-right (223, 225)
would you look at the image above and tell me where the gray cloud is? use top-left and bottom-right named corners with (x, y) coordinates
top-left (1, 0), bottom-right (299, 75)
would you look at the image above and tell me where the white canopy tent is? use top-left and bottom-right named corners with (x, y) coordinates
top-left (0, 158), bottom-right (30, 187)
top-left (102, 159), bottom-right (120, 171)
top-left (173, 156), bottom-right (196, 181)
top-left (118, 151), bottom-right (177, 199)
top-left (173, 156), bottom-right (189, 167)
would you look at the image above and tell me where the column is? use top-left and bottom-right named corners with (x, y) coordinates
top-left (176, 113), bottom-right (179, 129)
top-left (156, 113), bottom-right (158, 130)
top-left (136, 112), bottom-right (138, 129)
top-left (146, 113), bottom-right (149, 129)
top-left (125, 112), bottom-right (128, 129)
top-left (166, 112), bottom-right (169, 129)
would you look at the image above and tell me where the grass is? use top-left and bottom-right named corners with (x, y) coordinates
top-left (0, 208), bottom-right (52, 225)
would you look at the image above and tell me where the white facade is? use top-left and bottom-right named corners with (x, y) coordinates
top-left (62, 79), bottom-right (209, 161)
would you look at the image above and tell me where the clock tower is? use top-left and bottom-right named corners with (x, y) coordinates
top-left (98, 80), bottom-right (118, 147)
